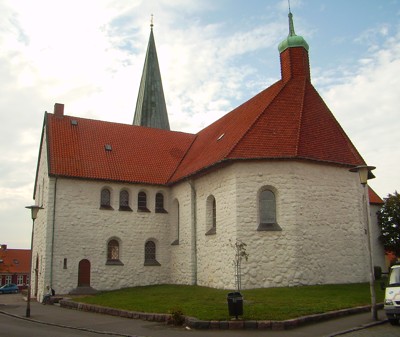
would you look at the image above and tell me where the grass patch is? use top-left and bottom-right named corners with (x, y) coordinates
top-left (72, 283), bottom-right (385, 321)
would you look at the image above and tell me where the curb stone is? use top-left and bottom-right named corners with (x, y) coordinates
top-left (60, 300), bottom-right (386, 330)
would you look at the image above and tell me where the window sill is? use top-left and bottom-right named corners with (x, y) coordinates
top-left (100, 205), bottom-right (114, 210)
top-left (106, 259), bottom-right (124, 266)
top-left (155, 209), bottom-right (168, 214)
top-left (171, 239), bottom-right (179, 246)
top-left (138, 208), bottom-right (150, 213)
top-left (144, 260), bottom-right (161, 266)
top-left (119, 206), bottom-right (132, 212)
top-left (205, 227), bottom-right (216, 235)
top-left (257, 223), bottom-right (282, 231)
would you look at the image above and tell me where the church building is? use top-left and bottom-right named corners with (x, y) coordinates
top-left (30, 13), bottom-right (383, 300)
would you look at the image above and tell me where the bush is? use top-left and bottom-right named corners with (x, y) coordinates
top-left (168, 308), bottom-right (185, 326)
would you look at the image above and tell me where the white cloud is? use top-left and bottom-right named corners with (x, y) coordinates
top-left (0, 0), bottom-right (398, 248)
top-left (321, 29), bottom-right (400, 197)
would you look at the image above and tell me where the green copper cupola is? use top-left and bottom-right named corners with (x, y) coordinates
top-left (133, 21), bottom-right (170, 130)
top-left (278, 11), bottom-right (309, 53)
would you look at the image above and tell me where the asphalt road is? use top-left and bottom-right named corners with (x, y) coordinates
top-left (0, 314), bottom-right (115, 337)
top-left (338, 323), bottom-right (400, 337)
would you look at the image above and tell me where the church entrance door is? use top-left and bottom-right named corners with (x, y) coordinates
top-left (78, 259), bottom-right (91, 287)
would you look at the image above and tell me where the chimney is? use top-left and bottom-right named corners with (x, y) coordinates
top-left (54, 103), bottom-right (64, 117)
top-left (1, 244), bottom-right (7, 251)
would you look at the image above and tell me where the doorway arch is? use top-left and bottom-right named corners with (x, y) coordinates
top-left (78, 259), bottom-right (91, 287)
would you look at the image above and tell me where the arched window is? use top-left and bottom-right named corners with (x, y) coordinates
top-left (171, 199), bottom-right (179, 245)
top-left (100, 188), bottom-right (113, 210)
top-left (144, 240), bottom-right (160, 266)
top-left (119, 190), bottom-right (132, 211)
top-left (206, 195), bottom-right (216, 235)
top-left (108, 240), bottom-right (119, 260)
top-left (138, 191), bottom-right (149, 212)
top-left (106, 239), bottom-right (123, 265)
top-left (155, 193), bottom-right (167, 213)
top-left (258, 189), bottom-right (281, 231)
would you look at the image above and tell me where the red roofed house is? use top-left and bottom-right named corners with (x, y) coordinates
top-left (0, 244), bottom-right (30, 290)
top-left (30, 14), bottom-right (385, 300)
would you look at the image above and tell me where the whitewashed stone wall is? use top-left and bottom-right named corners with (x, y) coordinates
top-left (169, 182), bottom-right (197, 285)
top-left (35, 155), bottom-right (174, 296)
top-left (171, 160), bottom-right (370, 290)
top-left (190, 166), bottom-right (239, 289)
top-left (234, 161), bottom-right (369, 288)
top-left (370, 203), bottom-right (386, 272)
top-left (34, 132), bottom-right (381, 295)
top-left (32, 130), bottom-right (53, 301)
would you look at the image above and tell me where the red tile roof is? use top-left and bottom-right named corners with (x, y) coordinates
top-left (368, 187), bottom-right (384, 205)
top-left (47, 116), bottom-right (195, 185)
top-left (43, 45), bottom-right (366, 186)
top-left (0, 248), bottom-right (30, 274)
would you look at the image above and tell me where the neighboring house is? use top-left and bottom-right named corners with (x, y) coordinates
top-left (30, 13), bottom-right (385, 301)
top-left (0, 244), bottom-right (30, 290)
top-left (368, 188), bottom-right (386, 272)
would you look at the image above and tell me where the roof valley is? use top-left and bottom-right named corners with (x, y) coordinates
top-left (294, 78), bottom-right (308, 157)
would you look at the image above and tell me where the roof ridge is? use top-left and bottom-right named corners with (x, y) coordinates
top-left (311, 86), bottom-right (367, 164)
top-left (226, 81), bottom-right (286, 158)
top-left (294, 78), bottom-right (308, 156)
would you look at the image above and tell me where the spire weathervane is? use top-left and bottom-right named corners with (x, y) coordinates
top-left (150, 14), bottom-right (154, 29)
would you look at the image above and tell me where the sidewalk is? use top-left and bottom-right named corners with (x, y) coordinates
top-left (0, 294), bottom-right (388, 337)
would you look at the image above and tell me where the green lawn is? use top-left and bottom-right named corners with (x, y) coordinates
top-left (72, 283), bottom-right (385, 321)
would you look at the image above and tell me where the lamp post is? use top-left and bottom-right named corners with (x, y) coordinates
top-left (349, 165), bottom-right (377, 321)
top-left (25, 205), bottom-right (43, 318)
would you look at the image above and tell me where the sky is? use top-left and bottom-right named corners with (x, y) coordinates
top-left (1, 0), bottom-right (399, 249)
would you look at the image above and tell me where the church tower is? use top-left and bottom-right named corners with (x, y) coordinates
top-left (133, 20), bottom-right (170, 130)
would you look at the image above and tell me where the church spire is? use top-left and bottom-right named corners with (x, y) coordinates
top-left (278, 10), bottom-right (311, 82)
top-left (133, 18), bottom-right (170, 130)
top-left (278, 10), bottom-right (309, 53)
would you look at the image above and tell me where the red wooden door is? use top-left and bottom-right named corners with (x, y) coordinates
top-left (78, 259), bottom-right (91, 287)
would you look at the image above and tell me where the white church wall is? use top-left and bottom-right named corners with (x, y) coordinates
top-left (192, 166), bottom-right (238, 289)
top-left (234, 160), bottom-right (369, 289)
top-left (169, 182), bottom-right (197, 285)
top-left (370, 203), bottom-right (386, 273)
top-left (32, 131), bottom-right (55, 301)
top-left (48, 179), bottom-right (171, 294)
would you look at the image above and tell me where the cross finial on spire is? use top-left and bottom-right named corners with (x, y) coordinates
top-left (288, 10), bottom-right (296, 36)
top-left (150, 14), bottom-right (154, 29)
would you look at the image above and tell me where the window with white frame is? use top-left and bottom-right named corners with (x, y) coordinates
top-left (17, 275), bottom-right (24, 285)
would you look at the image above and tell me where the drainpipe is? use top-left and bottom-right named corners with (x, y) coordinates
top-left (188, 180), bottom-right (197, 285)
top-left (50, 177), bottom-right (58, 288)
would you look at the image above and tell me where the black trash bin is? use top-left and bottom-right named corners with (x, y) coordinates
top-left (227, 292), bottom-right (243, 319)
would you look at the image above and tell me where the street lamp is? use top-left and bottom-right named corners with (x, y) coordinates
top-left (25, 205), bottom-right (43, 318)
top-left (349, 165), bottom-right (377, 321)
